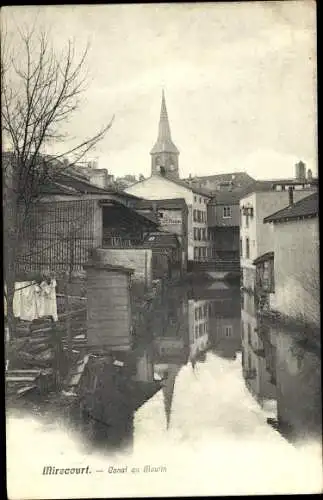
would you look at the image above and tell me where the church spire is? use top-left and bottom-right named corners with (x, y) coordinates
top-left (150, 91), bottom-right (180, 178)
top-left (151, 90), bottom-right (179, 155)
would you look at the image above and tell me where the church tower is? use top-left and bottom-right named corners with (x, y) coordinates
top-left (150, 91), bottom-right (180, 179)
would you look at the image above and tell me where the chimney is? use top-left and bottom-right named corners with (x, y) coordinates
top-left (288, 186), bottom-right (294, 206)
top-left (307, 168), bottom-right (313, 181)
top-left (295, 161), bottom-right (306, 181)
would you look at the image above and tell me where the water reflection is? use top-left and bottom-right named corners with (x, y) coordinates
top-left (241, 288), bottom-right (322, 442)
top-left (9, 281), bottom-right (321, 452)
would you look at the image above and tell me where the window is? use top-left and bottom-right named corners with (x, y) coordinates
top-left (246, 237), bottom-right (250, 259)
top-left (195, 309), bottom-right (198, 321)
top-left (224, 325), bottom-right (232, 337)
top-left (194, 247), bottom-right (199, 260)
top-left (223, 206), bottom-right (232, 218)
top-left (194, 228), bottom-right (197, 240)
top-left (240, 238), bottom-right (243, 257)
top-left (245, 215), bottom-right (249, 228)
top-left (193, 209), bottom-right (197, 222)
top-left (199, 197), bottom-right (202, 204)
top-left (194, 196), bottom-right (197, 202)
top-left (195, 326), bottom-right (199, 338)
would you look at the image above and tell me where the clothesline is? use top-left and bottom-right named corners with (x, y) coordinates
top-left (56, 294), bottom-right (87, 300)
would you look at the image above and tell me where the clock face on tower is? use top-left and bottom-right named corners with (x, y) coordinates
top-left (169, 164), bottom-right (175, 171)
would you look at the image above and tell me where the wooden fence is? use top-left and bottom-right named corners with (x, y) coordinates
top-left (15, 199), bottom-right (96, 274)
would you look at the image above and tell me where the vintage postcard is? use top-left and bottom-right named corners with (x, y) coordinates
top-left (3, 2), bottom-right (321, 498)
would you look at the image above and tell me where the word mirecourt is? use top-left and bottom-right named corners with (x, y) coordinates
top-left (42, 466), bottom-right (90, 475)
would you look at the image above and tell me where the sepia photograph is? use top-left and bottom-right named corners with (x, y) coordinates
top-left (2, 1), bottom-right (321, 498)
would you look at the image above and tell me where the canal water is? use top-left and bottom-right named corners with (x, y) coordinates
top-left (6, 281), bottom-right (322, 498)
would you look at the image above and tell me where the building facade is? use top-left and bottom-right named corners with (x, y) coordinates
top-left (207, 191), bottom-right (241, 260)
top-left (240, 171), bottom-right (317, 290)
top-left (131, 198), bottom-right (188, 273)
top-left (263, 191), bottom-right (319, 326)
top-left (125, 92), bottom-right (213, 262)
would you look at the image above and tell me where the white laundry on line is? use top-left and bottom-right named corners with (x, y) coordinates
top-left (13, 280), bottom-right (58, 322)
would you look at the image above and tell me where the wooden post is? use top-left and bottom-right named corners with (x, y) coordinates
top-left (144, 250), bottom-right (148, 293)
top-left (65, 231), bottom-right (75, 362)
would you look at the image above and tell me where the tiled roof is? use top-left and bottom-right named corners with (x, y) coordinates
top-left (190, 171), bottom-right (255, 186)
top-left (264, 192), bottom-right (319, 223)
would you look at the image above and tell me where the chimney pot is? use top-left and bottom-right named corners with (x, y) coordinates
top-left (288, 186), bottom-right (294, 206)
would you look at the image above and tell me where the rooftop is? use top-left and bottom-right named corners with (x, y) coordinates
top-left (127, 173), bottom-right (213, 197)
top-left (241, 178), bottom-right (318, 197)
top-left (41, 172), bottom-right (140, 199)
top-left (132, 197), bottom-right (188, 210)
top-left (263, 192), bottom-right (319, 223)
top-left (253, 251), bottom-right (274, 266)
top-left (186, 171), bottom-right (255, 187)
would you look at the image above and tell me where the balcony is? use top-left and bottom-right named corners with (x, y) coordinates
top-left (102, 235), bottom-right (143, 248)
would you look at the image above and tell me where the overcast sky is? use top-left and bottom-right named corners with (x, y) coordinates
top-left (3, 2), bottom-right (317, 180)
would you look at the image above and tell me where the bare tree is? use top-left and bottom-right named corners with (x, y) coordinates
top-left (1, 23), bottom-right (114, 336)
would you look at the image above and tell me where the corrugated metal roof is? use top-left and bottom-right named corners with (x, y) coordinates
top-left (264, 192), bottom-right (319, 223)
